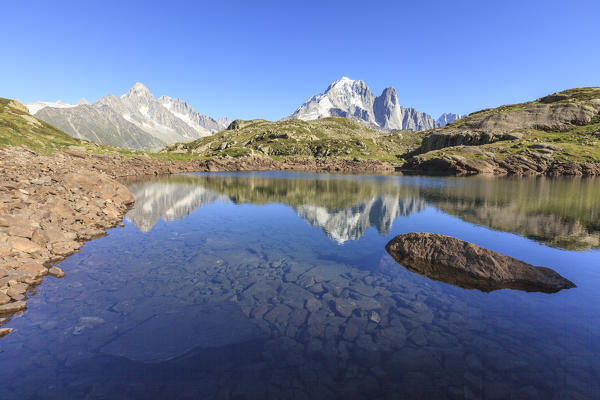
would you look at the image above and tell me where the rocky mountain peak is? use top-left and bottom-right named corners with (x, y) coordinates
top-left (327, 77), bottom-right (370, 100)
top-left (436, 113), bottom-right (463, 126)
top-left (379, 87), bottom-right (399, 105)
top-left (123, 82), bottom-right (153, 99)
top-left (327, 76), bottom-right (354, 88)
top-left (94, 94), bottom-right (120, 107)
top-left (30, 83), bottom-right (230, 150)
top-left (291, 78), bottom-right (443, 131)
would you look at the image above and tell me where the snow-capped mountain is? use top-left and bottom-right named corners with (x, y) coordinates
top-left (26, 99), bottom-right (78, 115)
top-left (159, 95), bottom-right (231, 137)
top-left (28, 83), bottom-right (230, 151)
top-left (436, 113), bottom-right (463, 126)
top-left (290, 77), bottom-right (451, 131)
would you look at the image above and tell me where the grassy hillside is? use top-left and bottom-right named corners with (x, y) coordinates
top-left (0, 98), bottom-right (85, 152)
top-left (5, 86), bottom-right (600, 168)
top-left (417, 123), bottom-right (600, 164)
top-left (412, 87), bottom-right (600, 164)
top-left (163, 117), bottom-right (424, 162)
top-left (0, 98), bottom-right (195, 161)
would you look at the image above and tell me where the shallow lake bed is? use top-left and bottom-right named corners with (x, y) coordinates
top-left (1, 172), bottom-right (599, 399)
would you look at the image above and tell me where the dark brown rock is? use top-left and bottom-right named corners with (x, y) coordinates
top-left (385, 232), bottom-right (575, 293)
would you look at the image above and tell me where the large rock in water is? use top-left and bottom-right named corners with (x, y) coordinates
top-left (385, 233), bottom-right (575, 293)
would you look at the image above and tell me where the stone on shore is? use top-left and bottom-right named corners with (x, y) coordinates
top-left (20, 263), bottom-right (48, 279)
top-left (7, 237), bottom-right (43, 255)
top-left (48, 267), bottom-right (66, 278)
top-left (0, 147), bottom-right (140, 333)
top-left (0, 292), bottom-right (11, 305)
top-left (0, 301), bottom-right (27, 314)
top-left (385, 232), bottom-right (575, 293)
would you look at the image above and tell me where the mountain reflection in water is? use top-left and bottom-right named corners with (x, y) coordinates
top-left (1, 171), bottom-right (599, 399)
top-left (125, 172), bottom-right (600, 249)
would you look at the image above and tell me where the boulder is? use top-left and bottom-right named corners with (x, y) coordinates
top-left (385, 232), bottom-right (575, 293)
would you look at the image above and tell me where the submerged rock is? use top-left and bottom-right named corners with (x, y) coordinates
top-left (385, 232), bottom-right (575, 293)
top-left (100, 304), bottom-right (267, 362)
top-left (0, 328), bottom-right (12, 338)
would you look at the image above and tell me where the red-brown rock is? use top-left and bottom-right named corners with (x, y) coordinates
top-left (385, 232), bottom-right (575, 293)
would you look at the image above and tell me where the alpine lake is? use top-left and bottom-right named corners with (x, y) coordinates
top-left (1, 171), bottom-right (599, 399)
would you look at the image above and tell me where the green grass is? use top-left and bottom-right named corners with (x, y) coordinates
top-left (0, 98), bottom-right (86, 153)
top-left (0, 97), bottom-right (203, 161)
top-left (414, 86), bottom-right (600, 164)
top-left (4, 86), bottom-right (600, 167)
top-left (163, 117), bottom-right (424, 162)
top-left (440, 87), bottom-right (600, 131)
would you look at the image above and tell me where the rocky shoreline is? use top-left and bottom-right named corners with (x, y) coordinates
top-left (402, 151), bottom-right (600, 176)
top-left (0, 148), bottom-right (138, 335)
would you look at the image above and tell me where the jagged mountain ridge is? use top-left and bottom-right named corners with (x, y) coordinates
top-left (28, 83), bottom-right (230, 151)
top-left (290, 77), bottom-right (460, 131)
top-left (437, 113), bottom-right (463, 126)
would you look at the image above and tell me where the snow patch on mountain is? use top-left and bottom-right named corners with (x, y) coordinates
top-left (30, 83), bottom-right (230, 150)
top-left (26, 100), bottom-right (77, 115)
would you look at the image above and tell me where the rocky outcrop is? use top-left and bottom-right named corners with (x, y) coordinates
top-left (419, 130), bottom-right (507, 153)
top-left (459, 102), bottom-right (599, 133)
top-left (385, 232), bottom-right (575, 292)
top-left (403, 147), bottom-right (600, 176)
top-left (414, 88), bottom-right (600, 154)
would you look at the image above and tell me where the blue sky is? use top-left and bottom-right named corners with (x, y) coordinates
top-left (3, 0), bottom-right (599, 120)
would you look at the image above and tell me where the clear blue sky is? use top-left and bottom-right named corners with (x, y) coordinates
top-left (3, 0), bottom-right (599, 120)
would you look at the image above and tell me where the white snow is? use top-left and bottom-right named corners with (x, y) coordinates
top-left (26, 100), bottom-right (77, 115)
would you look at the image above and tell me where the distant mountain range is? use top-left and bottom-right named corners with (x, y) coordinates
top-left (25, 78), bottom-right (461, 151)
top-left (289, 77), bottom-right (461, 131)
top-left (27, 83), bottom-right (231, 151)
